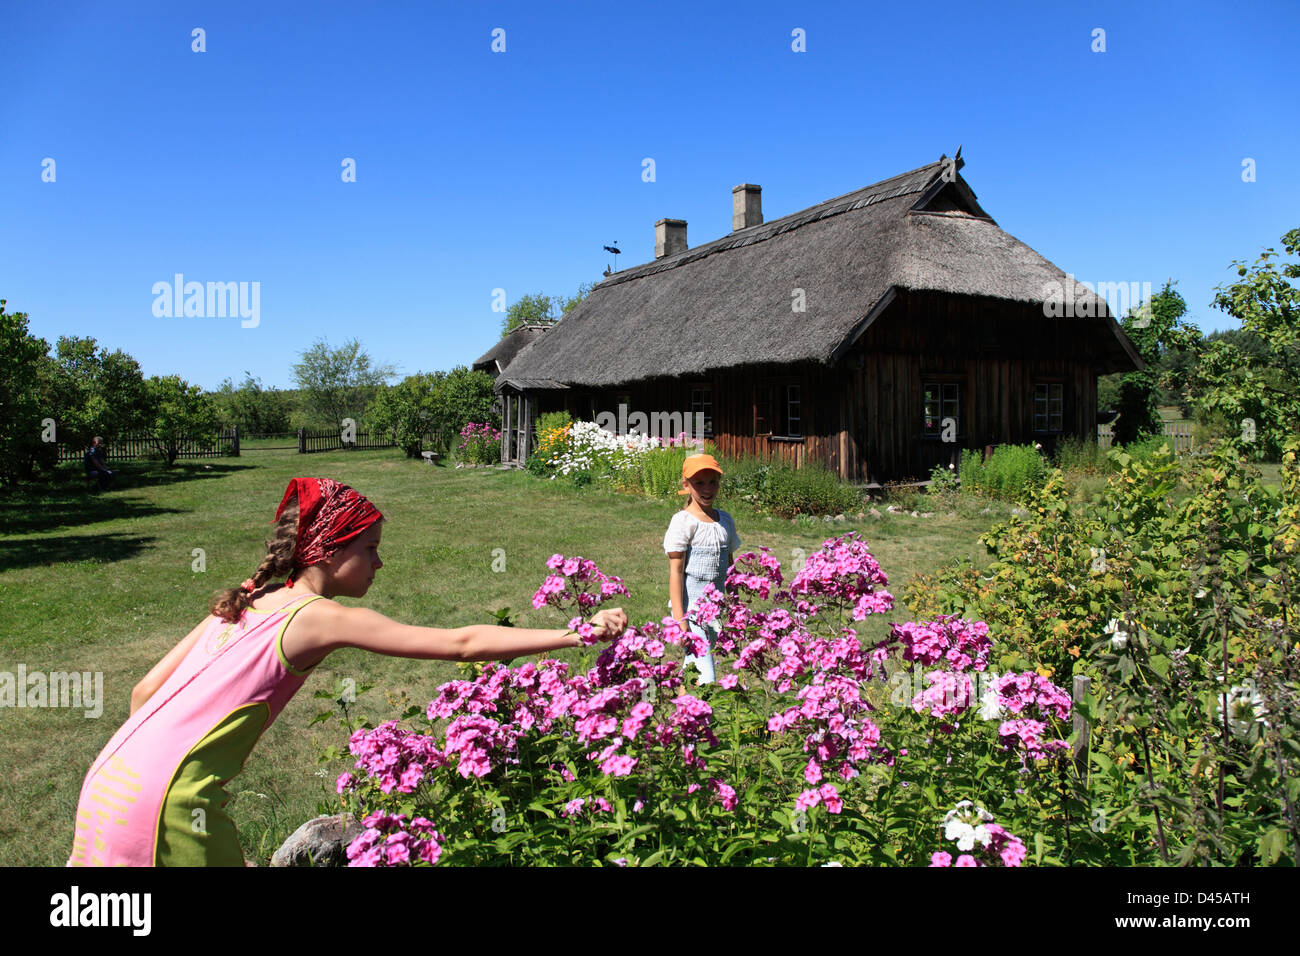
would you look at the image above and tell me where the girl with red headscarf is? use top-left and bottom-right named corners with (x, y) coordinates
top-left (66, 476), bottom-right (626, 867)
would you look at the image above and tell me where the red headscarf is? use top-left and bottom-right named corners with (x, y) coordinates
top-left (273, 477), bottom-right (383, 587)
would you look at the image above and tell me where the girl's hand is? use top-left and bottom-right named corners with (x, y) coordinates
top-left (587, 608), bottom-right (628, 641)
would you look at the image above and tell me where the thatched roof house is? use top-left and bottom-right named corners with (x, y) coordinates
top-left (496, 153), bottom-right (1143, 482)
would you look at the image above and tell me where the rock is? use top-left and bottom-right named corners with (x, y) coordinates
top-left (856, 511), bottom-right (865, 520)
top-left (455, 462), bottom-right (464, 469)
top-left (834, 513), bottom-right (846, 523)
top-left (765, 516), bottom-right (773, 521)
top-left (886, 505), bottom-right (900, 514)
top-left (271, 813), bottom-right (366, 867)
top-left (920, 512), bottom-right (934, 518)
top-left (1011, 507), bottom-right (1030, 518)
top-left (869, 508), bottom-right (882, 518)
top-left (980, 507), bottom-right (993, 515)
top-left (823, 515), bottom-right (833, 523)
top-left (910, 510), bottom-right (919, 518)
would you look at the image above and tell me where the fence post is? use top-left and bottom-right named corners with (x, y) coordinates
top-left (1072, 674), bottom-right (1091, 775)
top-left (232, 424), bottom-right (240, 457)
top-left (298, 427), bottom-right (305, 454)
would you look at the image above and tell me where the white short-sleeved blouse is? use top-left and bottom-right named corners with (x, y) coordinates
top-left (663, 509), bottom-right (742, 581)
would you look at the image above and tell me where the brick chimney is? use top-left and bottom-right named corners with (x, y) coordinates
top-left (732, 183), bottom-right (762, 230)
top-left (655, 218), bottom-right (688, 259)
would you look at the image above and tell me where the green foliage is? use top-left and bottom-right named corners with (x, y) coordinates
top-left (368, 367), bottom-right (497, 459)
top-left (760, 458), bottom-right (862, 518)
top-left (905, 439), bottom-right (1300, 864)
top-left (1180, 227), bottom-right (1300, 462)
top-left (534, 410), bottom-right (572, 436)
top-left (211, 373), bottom-right (292, 433)
top-left (926, 463), bottom-right (960, 511)
top-left (1053, 435), bottom-right (1106, 475)
top-left (501, 283), bottom-right (595, 337)
top-left (0, 300), bottom-right (55, 487)
top-left (366, 372), bottom-right (438, 459)
top-left (291, 337), bottom-right (396, 430)
top-left (143, 374), bottom-right (222, 466)
top-left (958, 444), bottom-right (1047, 503)
top-left (1112, 283), bottom-right (1197, 444)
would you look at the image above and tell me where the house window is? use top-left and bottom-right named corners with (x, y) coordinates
top-left (923, 382), bottom-right (961, 438)
top-left (1033, 382), bottom-right (1064, 433)
top-left (755, 383), bottom-right (802, 439)
top-left (690, 385), bottom-right (713, 437)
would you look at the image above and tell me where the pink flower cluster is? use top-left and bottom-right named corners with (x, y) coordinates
top-left (346, 812), bottom-right (443, 867)
top-left (911, 671), bottom-right (977, 719)
top-left (889, 615), bottom-right (992, 672)
top-left (531, 553), bottom-right (629, 625)
top-left (787, 533), bottom-right (894, 620)
top-left (794, 783), bottom-right (844, 814)
top-left (345, 721), bottom-right (446, 794)
top-left (989, 672), bottom-right (1072, 761)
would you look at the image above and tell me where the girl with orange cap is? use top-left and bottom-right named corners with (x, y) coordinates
top-left (67, 476), bottom-right (626, 866)
top-left (663, 454), bottom-right (741, 684)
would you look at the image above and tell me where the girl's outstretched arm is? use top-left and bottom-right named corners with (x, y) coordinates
top-left (285, 602), bottom-right (627, 666)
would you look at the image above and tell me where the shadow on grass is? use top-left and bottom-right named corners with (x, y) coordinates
top-left (0, 461), bottom-right (256, 534)
top-left (0, 530), bottom-right (157, 572)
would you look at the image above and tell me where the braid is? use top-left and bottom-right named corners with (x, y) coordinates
top-left (210, 500), bottom-right (300, 623)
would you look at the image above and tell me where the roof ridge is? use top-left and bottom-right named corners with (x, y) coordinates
top-left (595, 159), bottom-right (947, 289)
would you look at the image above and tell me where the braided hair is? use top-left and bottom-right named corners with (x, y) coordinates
top-left (210, 499), bottom-right (300, 623)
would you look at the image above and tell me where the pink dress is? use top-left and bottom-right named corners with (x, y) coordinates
top-left (67, 593), bottom-right (325, 866)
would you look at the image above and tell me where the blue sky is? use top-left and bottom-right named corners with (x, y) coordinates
top-left (2, 0), bottom-right (1297, 391)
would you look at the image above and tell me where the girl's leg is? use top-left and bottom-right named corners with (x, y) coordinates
top-left (683, 625), bottom-right (716, 685)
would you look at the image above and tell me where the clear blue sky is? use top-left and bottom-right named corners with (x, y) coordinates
top-left (2, 0), bottom-right (1297, 391)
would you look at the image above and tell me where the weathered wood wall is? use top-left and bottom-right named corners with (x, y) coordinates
top-left (527, 290), bottom-right (1110, 482)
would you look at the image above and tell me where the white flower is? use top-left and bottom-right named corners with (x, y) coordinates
top-left (942, 802), bottom-right (994, 850)
top-left (820, 861), bottom-right (844, 867)
top-left (978, 675), bottom-right (1005, 721)
top-left (1217, 681), bottom-right (1268, 737)
top-left (1104, 618), bottom-right (1128, 650)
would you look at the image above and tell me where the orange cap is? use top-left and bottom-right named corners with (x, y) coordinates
top-left (678, 454), bottom-right (724, 493)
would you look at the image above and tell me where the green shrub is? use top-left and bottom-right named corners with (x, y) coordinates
top-left (959, 444), bottom-right (1047, 503)
top-left (761, 459), bottom-right (862, 518)
top-left (637, 445), bottom-right (692, 498)
top-left (1053, 435), bottom-right (1105, 475)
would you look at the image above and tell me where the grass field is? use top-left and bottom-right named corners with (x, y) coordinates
top-left (0, 447), bottom-right (1010, 866)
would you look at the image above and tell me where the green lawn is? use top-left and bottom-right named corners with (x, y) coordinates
top-left (0, 448), bottom-right (1005, 866)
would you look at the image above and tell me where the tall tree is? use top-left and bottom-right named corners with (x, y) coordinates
top-left (1182, 227), bottom-right (1300, 460)
top-left (0, 300), bottom-right (54, 486)
top-left (291, 338), bottom-right (396, 430)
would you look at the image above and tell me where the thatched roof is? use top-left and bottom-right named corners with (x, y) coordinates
top-left (498, 156), bottom-right (1142, 390)
top-left (472, 324), bottom-right (553, 376)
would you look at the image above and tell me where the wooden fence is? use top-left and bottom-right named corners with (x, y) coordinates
top-left (58, 425), bottom-right (398, 462)
top-left (58, 428), bottom-right (239, 463)
top-left (297, 427), bottom-right (397, 454)
top-left (1097, 421), bottom-right (1194, 453)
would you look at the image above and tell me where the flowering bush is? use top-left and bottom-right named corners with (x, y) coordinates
top-left (906, 439), bottom-right (1300, 865)
top-left (456, 422), bottom-right (501, 465)
top-left (320, 529), bottom-right (1099, 866)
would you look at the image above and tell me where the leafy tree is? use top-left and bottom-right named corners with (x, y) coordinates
top-left (367, 372), bottom-right (439, 459)
top-left (1182, 227), bottom-right (1300, 461)
top-left (367, 366), bottom-right (498, 458)
top-left (0, 300), bottom-right (55, 487)
top-left (291, 338), bottom-right (396, 430)
top-left (211, 373), bottom-right (293, 433)
top-left (500, 282), bottom-right (595, 337)
top-left (143, 375), bottom-right (221, 466)
top-left (44, 336), bottom-right (152, 447)
top-left (1104, 283), bottom-right (1198, 445)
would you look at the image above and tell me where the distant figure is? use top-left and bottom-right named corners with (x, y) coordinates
top-left (84, 437), bottom-right (115, 490)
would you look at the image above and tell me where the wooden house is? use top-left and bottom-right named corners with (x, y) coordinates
top-left (493, 154), bottom-right (1143, 482)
